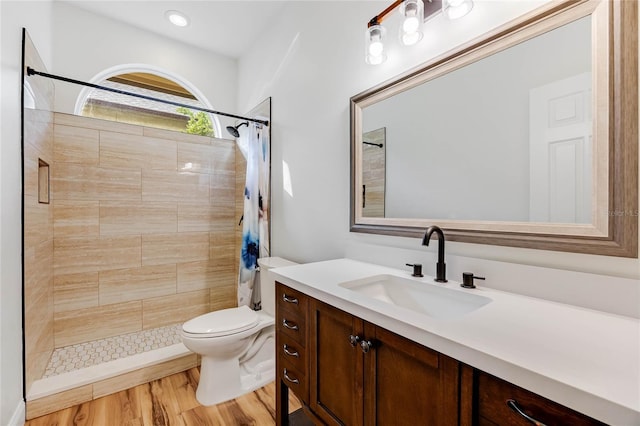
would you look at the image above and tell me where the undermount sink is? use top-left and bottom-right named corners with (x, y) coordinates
top-left (339, 274), bottom-right (491, 320)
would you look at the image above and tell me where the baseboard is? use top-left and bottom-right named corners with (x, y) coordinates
top-left (8, 399), bottom-right (25, 426)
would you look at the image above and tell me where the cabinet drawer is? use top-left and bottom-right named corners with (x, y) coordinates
top-left (276, 282), bottom-right (308, 314)
top-left (277, 307), bottom-right (306, 346)
top-left (279, 361), bottom-right (308, 404)
top-left (477, 371), bottom-right (605, 426)
top-left (278, 335), bottom-right (306, 373)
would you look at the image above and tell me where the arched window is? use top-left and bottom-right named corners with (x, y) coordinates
top-left (75, 65), bottom-right (220, 137)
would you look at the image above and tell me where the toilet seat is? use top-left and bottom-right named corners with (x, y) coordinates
top-left (182, 306), bottom-right (259, 338)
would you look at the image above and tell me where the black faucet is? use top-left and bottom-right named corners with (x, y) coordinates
top-left (422, 226), bottom-right (447, 283)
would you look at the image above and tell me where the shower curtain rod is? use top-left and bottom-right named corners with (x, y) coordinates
top-left (26, 67), bottom-right (269, 126)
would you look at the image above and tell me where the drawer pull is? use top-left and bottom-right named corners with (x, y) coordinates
top-left (506, 399), bottom-right (548, 426)
top-left (283, 368), bottom-right (300, 384)
top-left (283, 344), bottom-right (300, 357)
top-left (282, 294), bottom-right (299, 304)
top-left (282, 319), bottom-right (299, 330)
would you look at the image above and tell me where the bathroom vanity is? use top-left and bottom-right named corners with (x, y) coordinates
top-left (273, 259), bottom-right (639, 425)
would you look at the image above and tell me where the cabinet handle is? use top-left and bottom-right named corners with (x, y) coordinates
top-left (282, 294), bottom-right (299, 304)
top-left (282, 319), bottom-right (299, 330)
top-left (360, 339), bottom-right (374, 353)
top-left (506, 399), bottom-right (548, 426)
top-left (349, 334), bottom-right (361, 347)
top-left (283, 368), bottom-right (300, 384)
top-left (283, 344), bottom-right (299, 357)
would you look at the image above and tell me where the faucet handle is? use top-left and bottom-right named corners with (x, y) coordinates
top-left (461, 272), bottom-right (485, 289)
top-left (406, 263), bottom-right (423, 277)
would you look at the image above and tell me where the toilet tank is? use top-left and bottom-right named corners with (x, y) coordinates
top-left (258, 257), bottom-right (298, 316)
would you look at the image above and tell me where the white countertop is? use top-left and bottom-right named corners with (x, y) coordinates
top-left (272, 258), bottom-right (640, 425)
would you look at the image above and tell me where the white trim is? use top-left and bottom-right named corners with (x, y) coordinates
top-left (73, 63), bottom-right (222, 137)
top-left (7, 400), bottom-right (25, 426)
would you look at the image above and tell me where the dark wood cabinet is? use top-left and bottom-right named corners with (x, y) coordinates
top-left (475, 371), bottom-right (606, 426)
top-left (308, 299), bottom-right (460, 426)
top-left (275, 282), bottom-right (609, 426)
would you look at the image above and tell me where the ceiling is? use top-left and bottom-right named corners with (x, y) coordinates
top-left (59, 1), bottom-right (287, 58)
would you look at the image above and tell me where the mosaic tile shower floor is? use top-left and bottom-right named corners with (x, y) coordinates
top-left (43, 323), bottom-right (183, 378)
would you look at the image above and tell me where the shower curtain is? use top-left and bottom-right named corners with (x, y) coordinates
top-left (238, 122), bottom-right (270, 309)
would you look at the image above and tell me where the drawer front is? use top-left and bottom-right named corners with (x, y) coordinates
top-left (477, 371), bottom-right (605, 426)
top-left (276, 282), bottom-right (308, 315)
top-left (278, 335), bottom-right (306, 373)
top-left (277, 307), bottom-right (306, 346)
top-left (279, 360), bottom-right (308, 404)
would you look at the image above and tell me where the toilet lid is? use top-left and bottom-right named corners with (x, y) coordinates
top-left (182, 305), bottom-right (259, 337)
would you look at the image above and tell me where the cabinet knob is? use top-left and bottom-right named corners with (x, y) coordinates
top-left (349, 334), bottom-right (361, 347)
top-left (506, 399), bottom-right (548, 426)
top-left (360, 339), bottom-right (374, 353)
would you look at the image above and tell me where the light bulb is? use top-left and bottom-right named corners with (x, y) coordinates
top-left (443, 0), bottom-right (473, 20)
top-left (369, 41), bottom-right (384, 57)
top-left (402, 31), bottom-right (422, 46)
top-left (365, 24), bottom-right (387, 65)
top-left (166, 10), bottom-right (190, 27)
top-left (402, 16), bottom-right (420, 33)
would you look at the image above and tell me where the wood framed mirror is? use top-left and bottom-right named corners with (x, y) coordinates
top-left (350, 0), bottom-right (637, 257)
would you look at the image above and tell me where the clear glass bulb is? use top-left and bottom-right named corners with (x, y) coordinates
top-left (399, 0), bottom-right (424, 46)
top-left (365, 24), bottom-right (387, 65)
top-left (402, 16), bottom-right (420, 33)
top-left (443, 0), bottom-right (473, 20)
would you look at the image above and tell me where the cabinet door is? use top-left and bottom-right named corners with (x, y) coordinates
top-left (364, 324), bottom-right (460, 426)
top-left (309, 300), bottom-right (364, 426)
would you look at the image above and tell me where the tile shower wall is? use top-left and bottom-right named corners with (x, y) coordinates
top-left (51, 113), bottom-right (238, 348)
top-left (24, 108), bottom-right (55, 392)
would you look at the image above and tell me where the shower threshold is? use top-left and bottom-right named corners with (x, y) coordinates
top-left (27, 323), bottom-right (194, 402)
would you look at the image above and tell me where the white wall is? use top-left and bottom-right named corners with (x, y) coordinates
top-left (0, 2), bottom-right (54, 424)
top-left (238, 1), bottom-right (640, 316)
top-left (51, 2), bottom-right (239, 134)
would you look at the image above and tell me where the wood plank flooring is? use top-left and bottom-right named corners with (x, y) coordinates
top-left (26, 367), bottom-right (301, 426)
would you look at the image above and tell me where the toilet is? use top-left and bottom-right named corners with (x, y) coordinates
top-left (181, 257), bottom-right (297, 406)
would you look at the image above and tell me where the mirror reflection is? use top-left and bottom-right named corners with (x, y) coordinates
top-left (361, 16), bottom-right (592, 223)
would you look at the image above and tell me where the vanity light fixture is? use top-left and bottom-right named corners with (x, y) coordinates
top-left (166, 10), bottom-right (190, 27)
top-left (365, 0), bottom-right (473, 65)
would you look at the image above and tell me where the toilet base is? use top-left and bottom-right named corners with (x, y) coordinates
top-left (194, 334), bottom-right (275, 406)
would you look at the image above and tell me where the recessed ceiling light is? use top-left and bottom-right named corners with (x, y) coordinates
top-left (166, 10), bottom-right (190, 27)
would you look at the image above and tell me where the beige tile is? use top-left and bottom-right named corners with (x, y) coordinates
top-left (53, 200), bottom-right (99, 238)
top-left (26, 385), bottom-right (93, 420)
top-left (142, 290), bottom-right (210, 329)
top-left (210, 170), bottom-right (236, 206)
top-left (99, 131), bottom-right (177, 170)
top-left (141, 232), bottom-right (209, 266)
top-left (24, 239), bottom-right (54, 393)
top-left (210, 230), bottom-right (235, 268)
top-left (52, 164), bottom-right (142, 201)
top-left (177, 203), bottom-right (234, 233)
top-left (53, 272), bottom-right (100, 313)
top-left (53, 124), bottom-right (99, 165)
top-left (25, 195), bottom-right (53, 248)
top-left (210, 285), bottom-right (237, 311)
top-left (93, 354), bottom-right (198, 398)
top-left (177, 260), bottom-right (235, 293)
top-left (99, 201), bottom-right (177, 236)
top-left (54, 112), bottom-right (143, 135)
top-left (54, 301), bottom-right (142, 347)
top-left (24, 143), bottom-right (40, 198)
top-left (99, 264), bottom-right (177, 305)
top-left (143, 126), bottom-right (214, 145)
top-left (142, 170), bottom-right (209, 204)
top-left (53, 236), bottom-right (141, 275)
top-left (177, 142), bottom-right (234, 175)
top-left (24, 114), bottom-right (54, 161)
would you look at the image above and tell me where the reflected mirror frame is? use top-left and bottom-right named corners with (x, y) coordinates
top-left (349, 0), bottom-right (638, 257)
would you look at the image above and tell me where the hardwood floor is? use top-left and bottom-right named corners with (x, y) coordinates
top-left (26, 367), bottom-right (301, 426)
